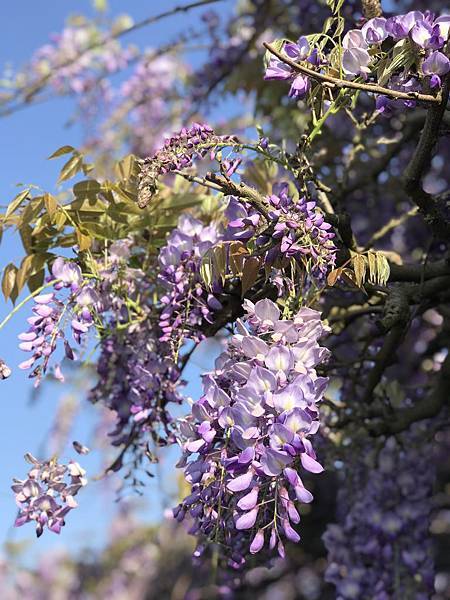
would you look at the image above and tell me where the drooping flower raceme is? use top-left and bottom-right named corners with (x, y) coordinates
top-left (18, 258), bottom-right (99, 384)
top-left (89, 322), bottom-right (184, 458)
top-left (12, 453), bottom-right (87, 537)
top-left (88, 243), bottom-right (184, 468)
top-left (158, 214), bottom-right (223, 347)
top-left (174, 299), bottom-right (330, 567)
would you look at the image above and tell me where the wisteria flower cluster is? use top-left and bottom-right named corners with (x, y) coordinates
top-left (264, 36), bottom-right (320, 100)
top-left (226, 182), bottom-right (336, 286)
top-left (345, 11), bottom-right (450, 115)
top-left (88, 241), bottom-right (184, 461)
top-left (174, 299), bottom-right (330, 567)
top-left (29, 23), bottom-right (135, 96)
top-left (265, 10), bottom-right (450, 115)
top-left (12, 453), bottom-right (87, 537)
top-left (18, 258), bottom-right (99, 385)
top-left (158, 214), bottom-right (223, 347)
top-left (89, 322), bottom-right (183, 456)
top-left (323, 422), bottom-right (437, 599)
top-left (137, 123), bottom-right (237, 208)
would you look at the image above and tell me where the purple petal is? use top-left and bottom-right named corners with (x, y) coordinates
top-left (237, 486), bottom-right (259, 510)
top-left (227, 470), bottom-right (253, 492)
top-left (300, 453), bottom-right (324, 473)
top-left (235, 507), bottom-right (258, 530)
top-left (250, 529), bottom-right (265, 554)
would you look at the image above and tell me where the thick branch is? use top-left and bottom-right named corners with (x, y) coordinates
top-left (361, 322), bottom-right (408, 404)
top-left (403, 75), bottom-right (450, 238)
top-left (361, 0), bottom-right (383, 19)
top-left (263, 43), bottom-right (442, 105)
top-left (389, 259), bottom-right (450, 282)
top-left (373, 353), bottom-right (450, 435)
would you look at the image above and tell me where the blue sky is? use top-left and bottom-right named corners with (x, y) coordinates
top-left (0, 0), bottom-right (234, 565)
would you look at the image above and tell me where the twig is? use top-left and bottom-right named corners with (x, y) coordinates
top-left (362, 323), bottom-right (407, 404)
top-left (263, 43), bottom-right (442, 105)
top-left (364, 207), bottom-right (418, 250)
top-left (1, 0), bottom-right (223, 115)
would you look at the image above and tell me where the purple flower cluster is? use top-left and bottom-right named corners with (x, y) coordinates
top-left (12, 453), bottom-right (87, 537)
top-left (226, 183), bottom-right (336, 286)
top-left (89, 322), bottom-right (183, 454)
top-left (174, 299), bottom-right (330, 566)
top-left (344, 12), bottom-right (450, 115)
top-left (18, 258), bottom-right (99, 384)
top-left (323, 423), bottom-right (437, 599)
top-left (344, 12), bottom-right (450, 79)
top-left (265, 11), bottom-right (449, 115)
top-left (30, 24), bottom-right (135, 95)
top-left (118, 55), bottom-right (180, 156)
top-left (158, 214), bottom-right (223, 346)
top-left (264, 36), bottom-right (321, 100)
top-left (137, 123), bottom-right (237, 208)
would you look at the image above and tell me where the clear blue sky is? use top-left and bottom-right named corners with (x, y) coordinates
top-left (0, 0), bottom-right (234, 565)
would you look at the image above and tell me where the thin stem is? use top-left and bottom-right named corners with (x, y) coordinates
top-left (0, 280), bottom-right (59, 332)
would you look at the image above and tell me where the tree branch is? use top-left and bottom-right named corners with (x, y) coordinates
top-left (372, 353), bottom-right (450, 435)
top-left (263, 42), bottom-right (442, 105)
top-left (403, 75), bottom-right (450, 238)
top-left (361, 0), bottom-right (382, 19)
top-left (1, 0), bottom-right (224, 116)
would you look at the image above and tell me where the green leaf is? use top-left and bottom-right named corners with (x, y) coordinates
top-left (48, 145), bottom-right (75, 159)
top-left (44, 193), bottom-right (58, 218)
top-left (58, 155), bottom-right (83, 184)
top-left (351, 253), bottom-right (367, 288)
top-left (73, 180), bottom-right (102, 199)
top-left (241, 257), bottom-right (261, 297)
top-left (2, 263), bottom-right (18, 301)
top-left (28, 269), bottom-right (45, 293)
top-left (115, 154), bottom-right (139, 181)
top-left (76, 230), bottom-right (92, 251)
top-left (4, 189), bottom-right (30, 220)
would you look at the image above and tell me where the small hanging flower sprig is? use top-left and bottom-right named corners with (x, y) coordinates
top-left (12, 453), bottom-right (87, 537)
top-left (174, 298), bottom-right (330, 568)
top-left (158, 213), bottom-right (223, 350)
top-left (226, 182), bottom-right (336, 289)
top-left (17, 258), bottom-right (100, 385)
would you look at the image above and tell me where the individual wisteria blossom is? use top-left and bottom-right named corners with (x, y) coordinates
top-left (174, 299), bottom-right (330, 567)
top-left (226, 182), bottom-right (336, 287)
top-left (12, 453), bottom-right (87, 537)
top-left (17, 258), bottom-right (99, 384)
top-left (422, 51), bottom-right (450, 88)
top-left (264, 37), bottom-right (316, 100)
top-left (342, 29), bottom-right (372, 77)
top-left (158, 214), bottom-right (223, 347)
top-left (0, 358), bottom-right (12, 380)
top-left (323, 420), bottom-right (438, 599)
top-left (137, 123), bottom-right (237, 208)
